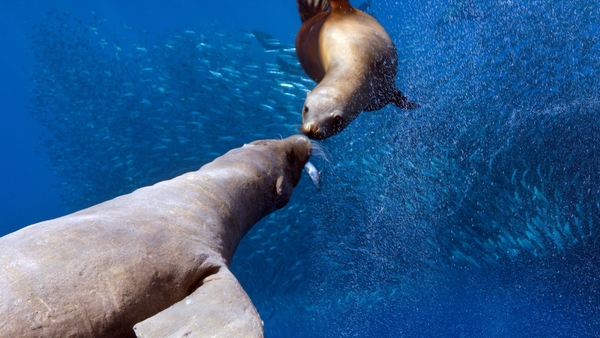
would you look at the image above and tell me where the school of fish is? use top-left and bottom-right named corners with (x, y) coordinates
top-left (26, 0), bottom-right (600, 336)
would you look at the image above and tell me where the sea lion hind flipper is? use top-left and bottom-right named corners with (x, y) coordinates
top-left (391, 88), bottom-right (420, 110)
top-left (134, 268), bottom-right (263, 338)
top-left (297, 0), bottom-right (330, 23)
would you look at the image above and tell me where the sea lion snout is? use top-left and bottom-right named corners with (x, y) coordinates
top-left (301, 110), bottom-right (347, 140)
top-left (302, 109), bottom-right (347, 140)
top-left (301, 121), bottom-right (323, 140)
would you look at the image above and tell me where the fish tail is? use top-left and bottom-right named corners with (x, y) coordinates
top-left (297, 0), bottom-right (330, 23)
top-left (391, 88), bottom-right (420, 110)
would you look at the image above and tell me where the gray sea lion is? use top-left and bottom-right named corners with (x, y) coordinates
top-left (0, 135), bottom-right (312, 338)
top-left (296, 0), bottom-right (419, 140)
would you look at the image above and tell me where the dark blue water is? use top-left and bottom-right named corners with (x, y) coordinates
top-left (2, 0), bottom-right (599, 336)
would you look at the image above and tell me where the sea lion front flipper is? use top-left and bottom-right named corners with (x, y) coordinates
top-left (133, 268), bottom-right (263, 338)
top-left (297, 0), bottom-right (329, 23)
top-left (356, 0), bottom-right (371, 13)
top-left (391, 88), bottom-right (420, 110)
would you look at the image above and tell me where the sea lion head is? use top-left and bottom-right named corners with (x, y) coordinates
top-left (300, 87), bottom-right (356, 140)
top-left (243, 134), bottom-right (313, 197)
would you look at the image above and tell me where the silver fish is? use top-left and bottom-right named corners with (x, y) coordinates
top-left (303, 161), bottom-right (321, 190)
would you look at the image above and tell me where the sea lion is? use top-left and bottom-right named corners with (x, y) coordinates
top-left (295, 0), bottom-right (419, 140)
top-left (0, 135), bottom-right (312, 338)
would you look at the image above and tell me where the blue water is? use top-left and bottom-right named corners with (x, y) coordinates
top-left (2, 0), bottom-right (600, 337)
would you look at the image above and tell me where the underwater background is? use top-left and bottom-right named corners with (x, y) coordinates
top-left (1, 0), bottom-right (599, 336)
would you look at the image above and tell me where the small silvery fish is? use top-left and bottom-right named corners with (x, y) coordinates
top-left (303, 161), bottom-right (320, 190)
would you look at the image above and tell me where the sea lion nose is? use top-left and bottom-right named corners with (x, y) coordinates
top-left (301, 121), bottom-right (323, 140)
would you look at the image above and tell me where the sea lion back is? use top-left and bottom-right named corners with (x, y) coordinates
top-left (295, 0), bottom-right (330, 82)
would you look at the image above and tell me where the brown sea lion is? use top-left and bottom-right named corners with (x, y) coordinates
top-left (0, 135), bottom-right (312, 338)
top-left (296, 0), bottom-right (419, 140)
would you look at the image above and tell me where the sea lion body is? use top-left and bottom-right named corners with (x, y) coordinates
top-left (296, 0), bottom-right (418, 140)
top-left (0, 135), bottom-right (312, 337)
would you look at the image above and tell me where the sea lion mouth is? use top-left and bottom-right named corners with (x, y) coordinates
top-left (301, 121), bottom-right (326, 140)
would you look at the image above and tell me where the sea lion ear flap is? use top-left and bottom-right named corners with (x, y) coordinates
top-left (306, 91), bottom-right (311, 99)
top-left (276, 176), bottom-right (284, 195)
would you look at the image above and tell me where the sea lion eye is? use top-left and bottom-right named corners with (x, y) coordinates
top-left (287, 147), bottom-right (297, 163)
top-left (333, 115), bottom-right (343, 128)
top-left (302, 106), bottom-right (309, 117)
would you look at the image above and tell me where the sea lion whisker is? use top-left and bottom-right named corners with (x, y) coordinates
top-left (309, 140), bottom-right (330, 162)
